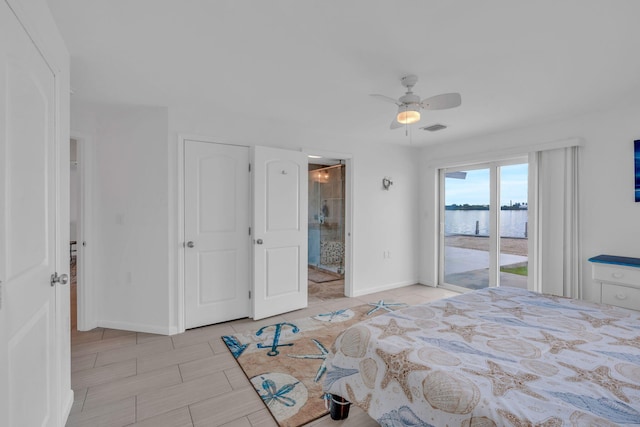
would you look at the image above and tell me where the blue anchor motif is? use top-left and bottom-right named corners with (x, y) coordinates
top-left (256, 322), bottom-right (300, 356)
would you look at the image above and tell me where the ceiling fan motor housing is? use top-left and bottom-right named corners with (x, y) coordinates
top-left (399, 93), bottom-right (420, 105)
top-left (401, 74), bottom-right (419, 88)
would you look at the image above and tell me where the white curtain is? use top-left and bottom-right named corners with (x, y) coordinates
top-left (528, 146), bottom-right (581, 297)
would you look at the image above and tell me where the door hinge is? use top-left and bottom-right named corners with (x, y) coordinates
top-left (248, 290), bottom-right (252, 299)
top-left (248, 163), bottom-right (251, 172)
top-left (248, 227), bottom-right (251, 236)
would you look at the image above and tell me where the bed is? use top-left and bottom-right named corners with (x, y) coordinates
top-left (323, 286), bottom-right (640, 426)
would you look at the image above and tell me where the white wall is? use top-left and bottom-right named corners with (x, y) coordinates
top-left (72, 103), bottom-right (172, 334)
top-left (70, 102), bottom-right (420, 334)
top-left (419, 103), bottom-right (640, 302)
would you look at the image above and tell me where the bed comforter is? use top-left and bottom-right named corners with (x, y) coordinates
top-left (323, 287), bottom-right (640, 426)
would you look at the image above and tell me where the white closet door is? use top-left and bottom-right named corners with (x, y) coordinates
top-left (184, 140), bottom-right (250, 328)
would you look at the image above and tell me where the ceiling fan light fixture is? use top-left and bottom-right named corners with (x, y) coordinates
top-left (396, 106), bottom-right (420, 124)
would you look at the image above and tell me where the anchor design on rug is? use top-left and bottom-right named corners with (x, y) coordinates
top-left (256, 322), bottom-right (300, 356)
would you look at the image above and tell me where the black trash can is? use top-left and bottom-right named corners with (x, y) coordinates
top-left (329, 394), bottom-right (351, 420)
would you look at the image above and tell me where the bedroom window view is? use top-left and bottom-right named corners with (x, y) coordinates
top-left (442, 162), bottom-right (528, 290)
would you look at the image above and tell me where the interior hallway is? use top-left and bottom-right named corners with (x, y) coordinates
top-left (67, 272), bottom-right (457, 426)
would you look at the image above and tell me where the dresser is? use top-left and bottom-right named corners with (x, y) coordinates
top-left (588, 255), bottom-right (640, 310)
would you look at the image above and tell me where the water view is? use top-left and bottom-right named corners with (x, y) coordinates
top-left (444, 209), bottom-right (528, 238)
top-left (443, 163), bottom-right (529, 290)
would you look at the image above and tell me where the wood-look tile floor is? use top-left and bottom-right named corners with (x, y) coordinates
top-left (66, 284), bottom-right (458, 427)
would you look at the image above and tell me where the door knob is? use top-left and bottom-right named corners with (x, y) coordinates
top-left (186, 241), bottom-right (195, 248)
top-left (50, 273), bottom-right (69, 286)
top-left (256, 239), bottom-right (263, 245)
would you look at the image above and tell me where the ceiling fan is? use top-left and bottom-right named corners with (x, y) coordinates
top-left (371, 75), bottom-right (461, 129)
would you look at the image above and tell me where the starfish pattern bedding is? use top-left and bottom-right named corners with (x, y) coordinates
top-left (323, 287), bottom-right (640, 426)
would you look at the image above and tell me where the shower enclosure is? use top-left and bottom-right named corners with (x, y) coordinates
top-left (308, 163), bottom-right (345, 275)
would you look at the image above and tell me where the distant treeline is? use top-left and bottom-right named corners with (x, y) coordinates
top-left (446, 203), bottom-right (528, 211)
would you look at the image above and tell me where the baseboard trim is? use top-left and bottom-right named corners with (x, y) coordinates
top-left (351, 280), bottom-right (419, 297)
top-left (61, 389), bottom-right (73, 426)
top-left (97, 320), bottom-right (176, 336)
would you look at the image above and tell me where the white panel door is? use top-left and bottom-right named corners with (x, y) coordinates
top-left (184, 140), bottom-right (250, 328)
top-left (253, 146), bottom-right (308, 320)
top-left (0, 3), bottom-right (58, 426)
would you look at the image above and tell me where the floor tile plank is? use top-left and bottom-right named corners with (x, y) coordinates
top-left (84, 365), bottom-right (182, 410)
top-left (71, 359), bottom-right (136, 390)
top-left (137, 342), bottom-right (213, 374)
top-left (136, 372), bottom-right (231, 421)
top-left (190, 388), bottom-right (263, 427)
top-left (128, 406), bottom-right (194, 427)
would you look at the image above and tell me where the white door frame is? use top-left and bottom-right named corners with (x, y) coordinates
top-left (70, 133), bottom-right (95, 330)
top-left (303, 149), bottom-right (354, 297)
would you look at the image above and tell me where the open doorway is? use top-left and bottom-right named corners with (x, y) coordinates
top-left (70, 138), bottom-right (79, 331)
top-left (308, 159), bottom-right (346, 301)
top-left (69, 134), bottom-right (93, 332)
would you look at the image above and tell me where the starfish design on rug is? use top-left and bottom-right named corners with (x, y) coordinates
top-left (602, 332), bottom-right (640, 348)
top-left (370, 318), bottom-right (420, 342)
top-left (437, 321), bottom-right (494, 343)
top-left (570, 312), bottom-right (631, 330)
top-left (288, 339), bottom-right (329, 382)
top-left (528, 331), bottom-right (591, 355)
top-left (496, 409), bottom-right (563, 427)
top-left (464, 360), bottom-right (546, 400)
top-left (436, 302), bottom-right (472, 318)
top-left (559, 362), bottom-right (640, 403)
top-left (366, 300), bottom-right (407, 316)
top-left (375, 347), bottom-right (430, 402)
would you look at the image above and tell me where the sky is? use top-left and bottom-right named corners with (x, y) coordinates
top-left (445, 163), bottom-right (528, 206)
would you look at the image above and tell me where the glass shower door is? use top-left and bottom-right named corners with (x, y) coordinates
top-left (308, 164), bottom-right (345, 276)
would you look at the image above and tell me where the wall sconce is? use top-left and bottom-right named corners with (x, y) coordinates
top-left (382, 177), bottom-right (393, 190)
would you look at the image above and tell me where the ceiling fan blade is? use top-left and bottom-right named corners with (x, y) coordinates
top-left (390, 118), bottom-right (403, 129)
top-left (421, 93), bottom-right (461, 110)
top-left (371, 94), bottom-right (400, 105)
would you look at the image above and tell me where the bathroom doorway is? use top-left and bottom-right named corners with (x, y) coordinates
top-left (308, 160), bottom-right (346, 300)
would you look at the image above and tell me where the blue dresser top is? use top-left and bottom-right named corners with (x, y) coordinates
top-left (588, 254), bottom-right (640, 268)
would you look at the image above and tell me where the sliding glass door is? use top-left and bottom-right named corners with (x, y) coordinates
top-left (440, 159), bottom-right (528, 291)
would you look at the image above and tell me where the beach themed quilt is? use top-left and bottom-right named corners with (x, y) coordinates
top-left (324, 286), bottom-right (640, 426)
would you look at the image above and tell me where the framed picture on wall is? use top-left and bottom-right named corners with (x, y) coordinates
top-left (636, 140), bottom-right (640, 202)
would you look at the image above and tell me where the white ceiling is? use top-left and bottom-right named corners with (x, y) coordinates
top-left (47, 0), bottom-right (640, 147)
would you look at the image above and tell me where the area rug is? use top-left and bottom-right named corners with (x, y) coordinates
top-left (221, 299), bottom-right (408, 427)
top-left (308, 269), bottom-right (342, 283)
